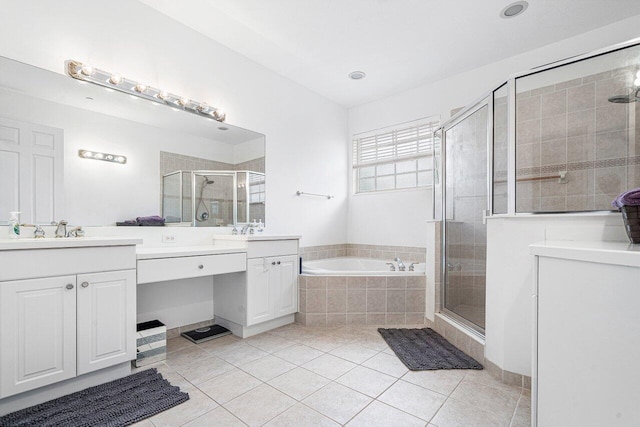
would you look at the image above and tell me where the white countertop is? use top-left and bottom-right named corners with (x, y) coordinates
top-left (530, 240), bottom-right (640, 267)
top-left (213, 234), bottom-right (301, 242)
top-left (136, 245), bottom-right (247, 260)
top-left (0, 237), bottom-right (143, 251)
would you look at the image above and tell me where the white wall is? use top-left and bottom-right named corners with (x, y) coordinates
top-left (349, 14), bottom-right (640, 376)
top-left (0, 0), bottom-right (349, 247)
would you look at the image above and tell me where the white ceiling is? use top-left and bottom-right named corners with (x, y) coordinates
top-left (139, 0), bottom-right (640, 107)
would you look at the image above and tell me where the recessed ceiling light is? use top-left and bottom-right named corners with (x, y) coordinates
top-left (500, 1), bottom-right (528, 18)
top-left (348, 71), bottom-right (366, 80)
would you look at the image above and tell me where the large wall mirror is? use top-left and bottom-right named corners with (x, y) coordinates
top-left (0, 56), bottom-right (265, 227)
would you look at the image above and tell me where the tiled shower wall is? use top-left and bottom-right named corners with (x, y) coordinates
top-left (300, 243), bottom-right (426, 264)
top-left (515, 67), bottom-right (640, 212)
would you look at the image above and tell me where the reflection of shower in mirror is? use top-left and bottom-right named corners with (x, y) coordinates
top-left (196, 176), bottom-right (215, 222)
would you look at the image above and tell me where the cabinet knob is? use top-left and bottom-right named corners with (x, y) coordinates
top-left (198, 264), bottom-right (204, 269)
top-left (271, 261), bottom-right (276, 265)
top-left (81, 282), bottom-right (89, 288)
top-left (66, 284), bottom-right (74, 290)
top-left (277, 261), bottom-right (281, 265)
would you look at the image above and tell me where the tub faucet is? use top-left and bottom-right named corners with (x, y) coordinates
top-left (408, 262), bottom-right (417, 272)
top-left (385, 262), bottom-right (396, 272)
top-left (394, 257), bottom-right (405, 271)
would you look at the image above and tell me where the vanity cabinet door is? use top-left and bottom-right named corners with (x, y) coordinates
top-left (270, 255), bottom-right (298, 318)
top-left (76, 270), bottom-right (136, 375)
top-left (0, 275), bottom-right (77, 398)
top-left (247, 258), bottom-right (271, 325)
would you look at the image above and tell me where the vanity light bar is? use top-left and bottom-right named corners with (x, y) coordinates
top-left (78, 149), bottom-right (127, 164)
top-left (65, 60), bottom-right (226, 122)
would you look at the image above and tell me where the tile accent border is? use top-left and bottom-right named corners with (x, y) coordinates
top-left (300, 243), bottom-right (426, 264)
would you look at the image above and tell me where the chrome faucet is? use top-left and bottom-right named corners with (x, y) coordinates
top-left (408, 262), bottom-right (417, 272)
top-left (20, 224), bottom-right (46, 238)
top-left (67, 226), bottom-right (84, 237)
top-left (394, 257), bottom-right (406, 271)
top-left (52, 220), bottom-right (68, 238)
top-left (385, 262), bottom-right (396, 271)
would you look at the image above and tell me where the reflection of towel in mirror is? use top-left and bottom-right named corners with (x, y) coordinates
top-left (612, 188), bottom-right (640, 208)
top-left (136, 216), bottom-right (165, 226)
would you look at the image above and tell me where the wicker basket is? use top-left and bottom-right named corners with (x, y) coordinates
top-left (621, 205), bottom-right (640, 244)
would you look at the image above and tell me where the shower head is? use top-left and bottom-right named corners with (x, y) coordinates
top-left (202, 176), bottom-right (215, 185)
top-left (608, 88), bottom-right (640, 104)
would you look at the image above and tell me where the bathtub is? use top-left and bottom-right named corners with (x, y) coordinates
top-left (298, 257), bottom-right (427, 326)
top-left (302, 257), bottom-right (425, 276)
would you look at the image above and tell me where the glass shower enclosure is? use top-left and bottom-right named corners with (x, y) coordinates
top-left (162, 170), bottom-right (265, 227)
top-left (441, 100), bottom-right (490, 333)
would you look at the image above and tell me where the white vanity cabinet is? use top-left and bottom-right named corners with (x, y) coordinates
top-left (530, 241), bottom-right (640, 427)
top-left (246, 255), bottom-right (298, 325)
top-left (214, 238), bottom-right (299, 337)
top-left (0, 240), bottom-right (139, 400)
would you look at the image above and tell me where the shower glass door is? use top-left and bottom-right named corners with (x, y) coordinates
top-left (442, 100), bottom-right (489, 333)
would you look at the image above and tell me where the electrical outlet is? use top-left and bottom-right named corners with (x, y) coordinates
top-left (162, 234), bottom-right (176, 243)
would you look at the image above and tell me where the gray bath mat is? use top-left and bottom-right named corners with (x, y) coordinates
top-left (0, 368), bottom-right (189, 427)
top-left (378, 328), bottom-right (483, 370)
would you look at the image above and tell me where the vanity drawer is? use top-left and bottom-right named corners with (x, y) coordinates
top-left (137, 253), bottom-right (246, 284)
top-left (247, 240), bottom-right (298, 259)
top-left (0, 246), bottom-right (136, 282)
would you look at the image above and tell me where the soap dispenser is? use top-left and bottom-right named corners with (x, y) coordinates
top-left (8, 211), bottom-right (20, 239)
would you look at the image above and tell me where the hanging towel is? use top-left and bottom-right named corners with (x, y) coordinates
top-left (612, 187), bottom-right (640, 209)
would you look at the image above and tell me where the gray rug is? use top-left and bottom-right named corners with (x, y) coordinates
top-left (0, 368), bottom-right (189, 427)
top-left (378, 328), bottom-right (483, 370)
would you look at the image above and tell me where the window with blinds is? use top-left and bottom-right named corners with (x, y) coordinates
top-left (352, 117), bottom-right (439, 193)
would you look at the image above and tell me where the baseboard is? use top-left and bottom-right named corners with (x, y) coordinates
top-left (214, 314), bottom-right (295, 338)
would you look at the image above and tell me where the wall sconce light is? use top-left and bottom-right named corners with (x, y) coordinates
top-left (78, 149), bottom-right (127, 164)
top-left (66, 60), bottom-right (227, 123)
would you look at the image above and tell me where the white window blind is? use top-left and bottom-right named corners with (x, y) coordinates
top-left (353, 117), bottom-right (439, 193)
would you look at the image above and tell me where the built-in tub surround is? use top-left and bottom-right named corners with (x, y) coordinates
top-left (297, 274), bottom-right (427, 327)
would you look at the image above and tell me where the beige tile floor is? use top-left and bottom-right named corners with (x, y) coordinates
top-left (133, 323), bottom-right (531, 427)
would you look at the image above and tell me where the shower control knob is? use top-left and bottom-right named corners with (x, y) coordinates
top-left (66, 284), bottom-right (74, 290)
top-left (272, 261), bottom-right (276, 265)
top-left (198, 264), bottom-right (204, 269)
top-left (81, 282), bottom-right (89, 288)
top-left (277, 261), bottom-right (281, 265)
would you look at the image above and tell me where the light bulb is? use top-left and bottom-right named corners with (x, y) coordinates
top-left (212, 109), bottom-right (226, 121)
top-left (157, 91), bottom-right (169, 101)
top-left (197, 102), bottom-right (209, 113)
top-left (134, 83), bottom-right (148, 93)
top-left (108, 74), bottom-right (122, 85)
top-left (80, 64), bottom-right (95, 76)
top-left (116, 156), bottom-right (126, 163)
top-left (106, 155), bottom-right (114, 160)
top-left (177, 98), bottom-right (190, 107)
top-left (83, 151), bottom-right (93, 158)
top-left (94, 153), bottom-right (104, 159)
